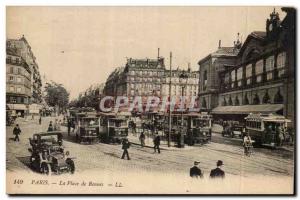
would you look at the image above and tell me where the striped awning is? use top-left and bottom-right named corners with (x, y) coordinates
top-left (211, 104), bottom-right (283, 115)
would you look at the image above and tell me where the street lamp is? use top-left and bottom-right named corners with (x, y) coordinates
top-left (178, 70), bottom-right (189, 148)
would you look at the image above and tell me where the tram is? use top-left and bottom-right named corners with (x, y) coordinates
top-left (245, 113), bottom-right (291, 147)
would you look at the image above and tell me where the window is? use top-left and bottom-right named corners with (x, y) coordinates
top-left (245, 64), bottom-right (252, 85)
top-left (17, 68), bottom-right (22, 75)
top-left (9, 76), bottom-right (14, 81)
top-left (266, 56), bottom-right (275, 80)
top-left (9, 86), bottom-right (14, 92)
top-left (203, 70), bottom-right (207, 90)
top-left (237, 67), bottom-right (243, 86)
top-left (10, 67), bottom-right (14, 74)
top-left (277, 52), bottom-right (286, 77)
top-left (17, 77), bottom-right (21, 83)
top-left (255, 60), bottom-right (263, 83)
top-left (231, 70), bottom-right (236, 88)
top-left (16, 58), bottom-right (20, 64)
top-left (224, 73), bottom-right (229, 84)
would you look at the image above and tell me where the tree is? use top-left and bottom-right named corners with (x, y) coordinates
top-left (44, 81), bottom-right (69, 113)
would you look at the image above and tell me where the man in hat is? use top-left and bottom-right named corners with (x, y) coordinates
top-left (190, 161), bottom-right (203, 178)
top-left (13, 124), bottom-right (22, 142)
top-left (210, 160), bottom-right (225, 178)
top-left (153, 133), bottom-right (161, 154)
top-left (121, 138), bottom-right (131, 160)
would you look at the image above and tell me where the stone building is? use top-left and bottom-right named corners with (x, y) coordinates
top-left (103, 57), bottom-right (199, 110)
top-left (198, 8), bottom-right (295, 125)
top-left (6, 35), bottom-right (43, 116)
top-left (198, 39), bottom-right (240, 110)
top-left (6, 51), bottom-right (32, 117)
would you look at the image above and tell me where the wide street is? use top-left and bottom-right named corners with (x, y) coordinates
top-left (6, 116), bottom-right (294, 179)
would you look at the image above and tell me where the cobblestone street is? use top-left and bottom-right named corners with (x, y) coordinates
top-left (6, 117), bottom-right (294, 178)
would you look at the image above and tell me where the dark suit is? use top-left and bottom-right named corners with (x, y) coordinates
top-left (210, 167), bottom-right (225, 178)
top-left (121, 140), bottom-right (131, 160)
top-left (154, 135), bottom-right (161, 153)
top-left (190, 166), bottom-right (203, 178)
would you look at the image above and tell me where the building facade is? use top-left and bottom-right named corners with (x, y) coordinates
top-left (6, 35), bottom-right (43, 116)
top-left (103, 57), bottom-right (199, 110)
top-left (198, 8), bottom-right (295, 125)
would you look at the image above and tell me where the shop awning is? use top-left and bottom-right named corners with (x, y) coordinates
top-left (6, 104), bottom-right (27, 111)
top-left (211, 104), bottom-right (283, 115)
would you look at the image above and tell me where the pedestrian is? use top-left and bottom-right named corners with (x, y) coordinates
top-left (121, 138), bottom-right (131, 160)
top-left (54, 119), bottom-right (58, 131)
top-left (139, 131), bottom-right (146, 147)
top-left (48, 121), bottom-right (54, 132)
top-left (57, 120), bottom-right (62, 131)
top-left (210, 160), bottom-right (225, 178)
top-left (243, 133), bottom-right (253, 156)
top-left (67, 118), bottom-right (71, 136)
top-left (39, 116), bottom-right (42, 125)
top-left (13, 124), bottom-right (21, 142)
top-left (153, 133), bottom-right (161, 154)
top-left (190, 161), bottom-right (203, 178)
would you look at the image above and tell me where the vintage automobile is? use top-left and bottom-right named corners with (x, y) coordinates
top-left (244, 113), bottom-right (291, 148)
top-left (28, 132), bottom-right (75, 175)
top-left (98, 112), bottom-right (130, 144)
top-left (74, 112), bottom-right (100, 144)
top-left (221, 121), bottom-right (245, 138)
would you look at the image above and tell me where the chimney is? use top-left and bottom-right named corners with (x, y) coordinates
top-left (218, 40), bottom-right (221, 49)
top-left (157, 48), bottom-right (160, 59)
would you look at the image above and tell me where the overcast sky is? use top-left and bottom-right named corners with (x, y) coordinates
top-left (6, 6), bottom-right (285, 99)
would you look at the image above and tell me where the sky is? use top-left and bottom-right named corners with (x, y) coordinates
top-left (6, 6), bottom-right (285, 100)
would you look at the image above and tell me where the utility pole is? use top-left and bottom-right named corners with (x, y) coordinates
top-left (168, 52), bottom-right (172, 147)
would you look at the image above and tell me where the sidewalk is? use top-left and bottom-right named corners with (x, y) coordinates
top-left (127, 133), bottom-right (198, 151)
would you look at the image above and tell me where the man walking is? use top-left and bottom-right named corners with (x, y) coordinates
top-left (48, 121), bottom-right (54, 132)
top-left (210, 160), bottom-right (225, 178)
top-left (190, 161), bottom-right (203, 178)
top-left (153, 133), bottom-right (161, 154)
top-left (121, 138), bottom-right (131, 160)
top-left (13, 124), bottom-right (21, 142)
top-left (67, 118), bottom-right (71, 136)
top-left (139, 132), bottom-right (145, 147)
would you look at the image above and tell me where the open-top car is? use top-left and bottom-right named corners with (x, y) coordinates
top-left (28, 132), bottom-right (75, 175)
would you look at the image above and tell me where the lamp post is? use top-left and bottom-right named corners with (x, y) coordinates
top-left (178, 70), bottom-right (189, 148)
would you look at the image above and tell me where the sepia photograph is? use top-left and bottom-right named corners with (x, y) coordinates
top-left (5, 6), bottom-right (296, 195)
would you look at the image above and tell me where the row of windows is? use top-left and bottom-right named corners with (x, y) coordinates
top-left (129, 70), bottom-right (198, 78)
top-left (7, 96), bottom-right (29, 104)
top-left (8, 85), bottom-right (30, 94)
top-left (223, 52), bottom-right (286, 88)
top-left (8, 76), bottom-right (31, 87)
top-left (246, 121), bottom-right (262, 129)
top-left (8, 66), bottom-right (31, 78)
top-left (129, 70), bottom-right (164, 76)
top-left (6, 56), bottom-right (22, 65)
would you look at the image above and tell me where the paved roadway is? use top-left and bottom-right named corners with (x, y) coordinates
top-left (6, 116), bottom-right (294, 177)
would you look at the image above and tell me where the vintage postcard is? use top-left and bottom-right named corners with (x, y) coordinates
top-left (6, 6), bottom-right (295, 195)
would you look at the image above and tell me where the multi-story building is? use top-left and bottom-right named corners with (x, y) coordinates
top-left (198, 8), bottom-right (295, 125)
top-left (103, 57), bottom-right (199, 110)
top-left (6, 50), bottom-right (32, 117)
top-left (198, 39), bottom-right (240, 110)
top-left (6, 35), bottom-right (43, 116)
